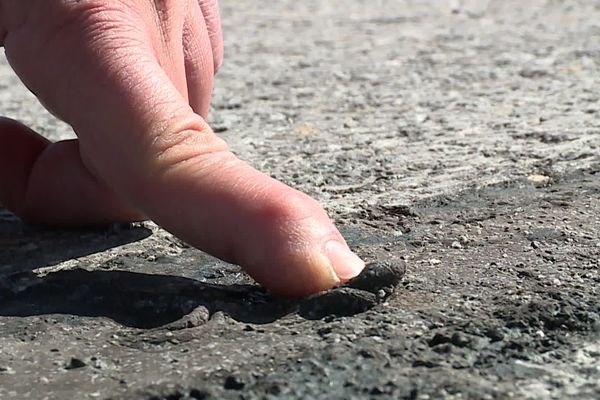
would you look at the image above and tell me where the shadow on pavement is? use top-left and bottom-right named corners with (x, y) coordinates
top-left (0, 207), bottom-right (153, 273)
top-left (0, 266), bottom-right (401, 328)
top-left (0, 268), bottom-right (296, 328)
top-left (0, 207), bottom-right (404, 328)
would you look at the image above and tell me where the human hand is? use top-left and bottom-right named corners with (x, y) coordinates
top-left (0, 0), bottom-right (364, 296)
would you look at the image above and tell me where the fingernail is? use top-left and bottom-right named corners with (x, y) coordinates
top-left (324, 240), bottom-right (365, 281)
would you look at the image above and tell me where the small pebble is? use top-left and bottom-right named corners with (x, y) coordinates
top-left (64, 358), bottom-right (86, 370)
top-left (535, 330), bottom-right (546, 339)
top-left (527, 174), bottom-right (551, 184)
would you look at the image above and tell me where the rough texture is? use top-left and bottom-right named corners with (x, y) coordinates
top-left (2, 0), bottom-right (600, 399)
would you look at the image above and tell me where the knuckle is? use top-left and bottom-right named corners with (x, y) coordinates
top-left (147, 116), bottom-right (229, 172)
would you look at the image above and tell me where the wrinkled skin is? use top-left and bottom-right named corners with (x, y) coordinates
top-left (0, 0), bottom-right (364, 297)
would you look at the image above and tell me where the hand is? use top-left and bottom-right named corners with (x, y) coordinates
top-left (0, 0), bottom-right (364, 296)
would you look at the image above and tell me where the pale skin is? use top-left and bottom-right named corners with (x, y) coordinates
top-left (0, 0), bottom-right (365, 297)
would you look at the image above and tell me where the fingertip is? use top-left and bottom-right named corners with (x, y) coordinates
top-left (262, 248), bottom-right (341, 298)
top-left (323, 240), bottom-right (365, 281)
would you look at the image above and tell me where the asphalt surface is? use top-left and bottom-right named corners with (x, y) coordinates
top-left (1, 0), bottom-right (600, 399)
